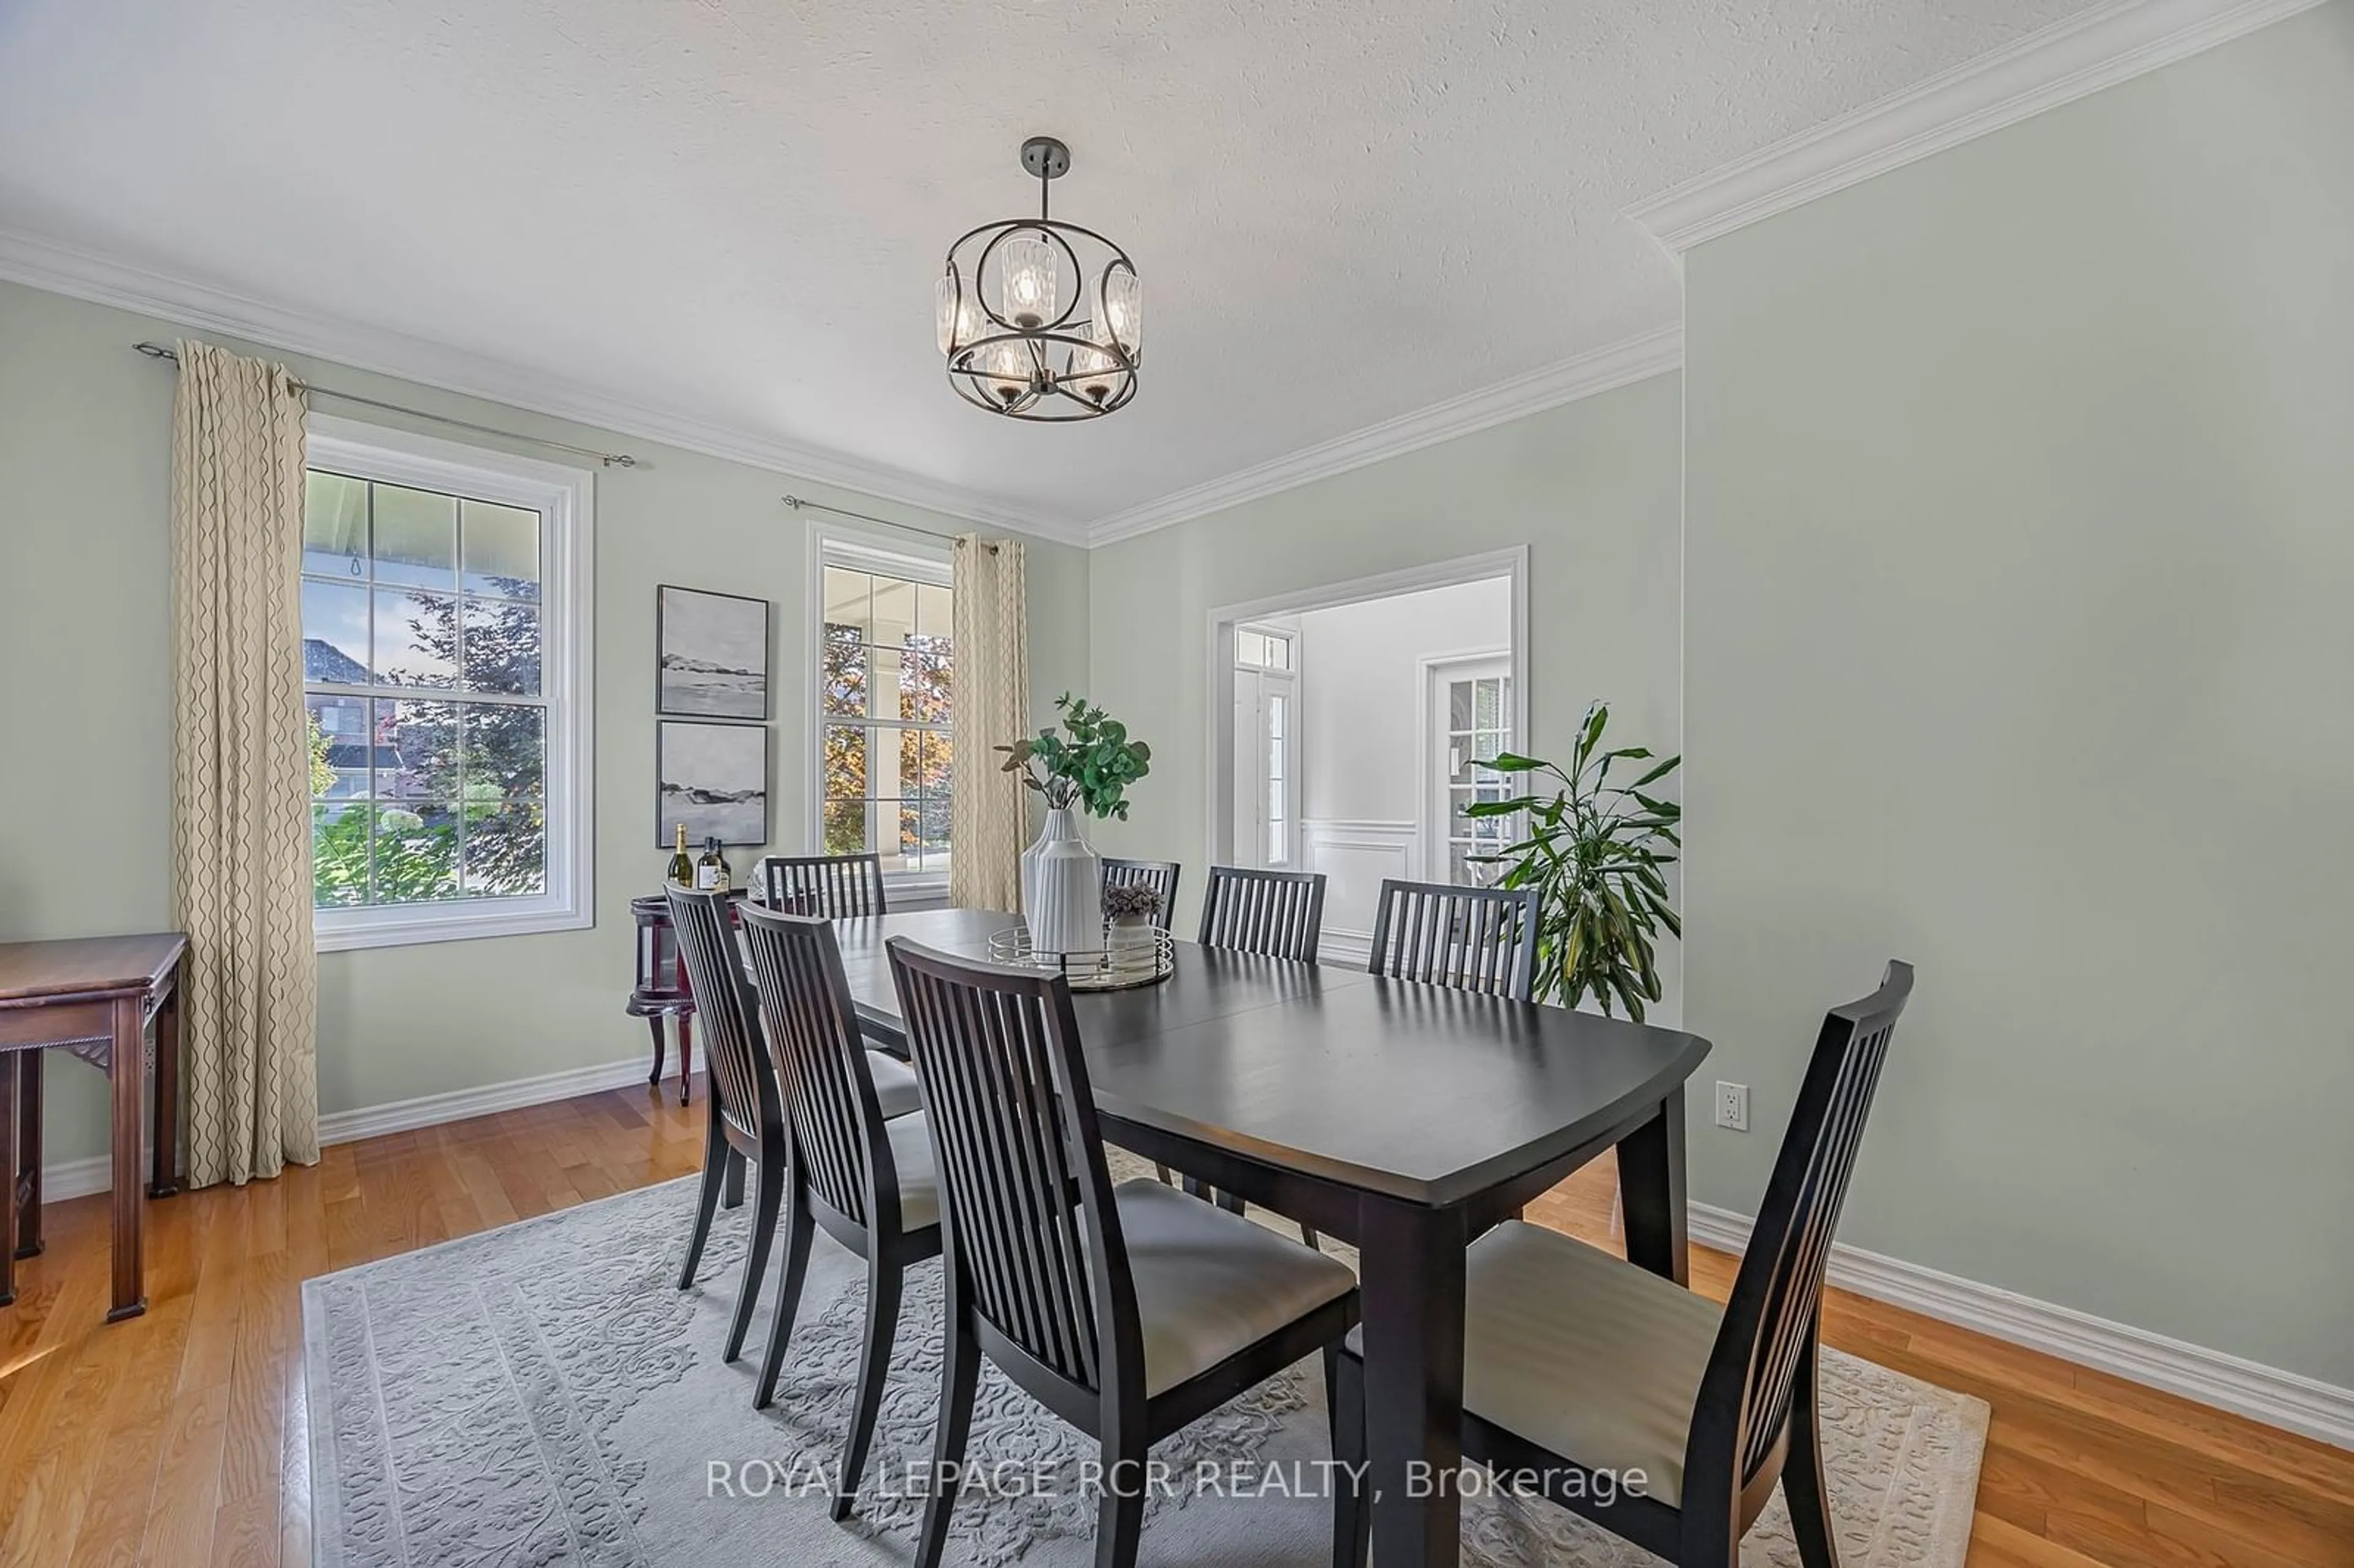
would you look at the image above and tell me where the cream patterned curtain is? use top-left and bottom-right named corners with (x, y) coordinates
top-left (948, 533), bottom-right (1029, 911)
top-left (170, 340), bottom-right (321, 1187)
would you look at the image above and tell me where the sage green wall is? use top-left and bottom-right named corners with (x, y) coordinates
top-left (1083, 372), bottom-right (1685, 1016)
top-left (1681, 6), bottom-right (2354, 1384)
top-left (0, 278), bottom-right (1089, 1168)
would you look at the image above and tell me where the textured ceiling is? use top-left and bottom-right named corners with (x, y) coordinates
top-left (0, 0), bottom-right (2103, 533)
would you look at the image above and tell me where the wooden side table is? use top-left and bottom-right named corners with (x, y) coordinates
top-left (627, 887), bottom-right (751, 1106)
top-left (0, 933), bottom-right (187, 1322)
top-left (628, 895), bottom-right (695, 1106)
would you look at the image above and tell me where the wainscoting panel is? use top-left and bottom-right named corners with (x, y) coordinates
top-left (1301, 818), bottom-right (1417, 967)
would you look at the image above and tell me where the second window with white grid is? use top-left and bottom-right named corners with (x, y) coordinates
top-left (817, 542), bottom-right (955, 885)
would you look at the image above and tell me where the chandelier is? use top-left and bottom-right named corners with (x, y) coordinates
top-left (936, 137), bottom-right (1141, 420)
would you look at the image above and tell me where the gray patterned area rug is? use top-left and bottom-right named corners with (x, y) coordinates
top-left (302, 1171), bottom-right (1986, 1568)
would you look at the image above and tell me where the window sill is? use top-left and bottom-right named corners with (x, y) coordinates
top-left (315, 900), bottom-right (592, 953)
top-left (885, 877), bottom-right (951, 912)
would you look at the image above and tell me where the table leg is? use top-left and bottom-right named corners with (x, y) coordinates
top-left (1, 1053), bottom-right (17, 1306)
top-left (150, 965), bottom-right (182, 1198)
top-left (107, 994), bottom-right (147, 1322)
top-left (1617, 1086), bottom-right (1689, 1285)
top-left (1357, 1195), bottom-right (1468, 1568)
top-left (15, 1051), bottom-right (42, 1258)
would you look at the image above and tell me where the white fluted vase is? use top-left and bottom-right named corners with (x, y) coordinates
top-left (1021, 807), bottom-right (1103, 959)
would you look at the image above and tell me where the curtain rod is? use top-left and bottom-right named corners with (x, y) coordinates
top-left (133, 342), bottom-right (639, 468)
top-left (782, 494), bottom-right (999, 550)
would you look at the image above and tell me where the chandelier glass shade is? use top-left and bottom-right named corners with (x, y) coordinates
top-left (937, 137), bottom-right (1141, 420)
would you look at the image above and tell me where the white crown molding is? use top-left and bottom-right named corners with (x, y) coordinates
top-left (39, 1055), bottom-right (656, 1201)
top-left (1690, 1202), bottom-right (2354, 1452)
top-left (1085, 324), bottom-right (1683, 547)
top-left (1628, 0), bottom-right (2331, 256)
top-left (2, 223), bottom-right (1681, 553)
top-left (0, 226), bottom-right (1091, 546)
top-left (1627, 0), bottom-right (2336, 256)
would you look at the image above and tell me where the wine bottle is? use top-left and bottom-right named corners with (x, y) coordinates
top-left (696, 835), bottom-right (731, 892)
top-left (666, 823), bottom-right (693, 888)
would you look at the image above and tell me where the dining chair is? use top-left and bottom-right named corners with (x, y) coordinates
top-left (1100, 856), bottom-right (1181, 931)
top-left (665, 889), bottom-right (923, 1365)
top-left (1333, 961), bottom-right (1915, 1568)
top-left (755, 851), bottom-right (889, 917)
top-left (738, 905), bottom-right (943, 1521)
top-left (1189, 864), bottom-right (1330, 1238)
top-left (1197, 864), bottom-right (1326, 961)
top-left (1365, 878), bottom-right (1541, 999)
top-left (886, 938), bottom-right (1364, 1568)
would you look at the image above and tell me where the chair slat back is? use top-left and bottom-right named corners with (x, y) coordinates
top-left (1701, 961), bottom-right (1914, 1485)
top-left (665, 888), bottom-right (780, 1138)
top-left (756, 853), bottom-right (889, 918)
top-left (1197, 866), bottom-right (1327, 962)
top-left (740, 904), bottom-right (899, 1230)
top-left (1365, 878), bottom-right (1541, 999)
top-left (1100, 858), bottom-right (1182, 932)
top-left (886, 940), bottom-right (1135, 1395)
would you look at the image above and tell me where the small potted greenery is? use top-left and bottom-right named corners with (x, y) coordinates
top-left (1100, 881), bottom-right (1165, 970)
top-left (1468, 700), bottom-right (1682, 1021)
top-left (997, 693), bottom-right (1152, 956)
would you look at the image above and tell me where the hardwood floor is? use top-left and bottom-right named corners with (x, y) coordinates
top-left (2, 1082), bottom-right (2347, 1567)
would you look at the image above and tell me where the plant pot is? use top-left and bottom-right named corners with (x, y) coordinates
top-left (1023, 807), bottom-right (1103, 958)
top-left (1106, 911), bottom-right (1157, 973)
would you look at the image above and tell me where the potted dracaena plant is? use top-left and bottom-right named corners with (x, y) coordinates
top-left (997, 693), bottom-right (1152, 956)
top-left (1467, 700), bottom-right (1682, 1021)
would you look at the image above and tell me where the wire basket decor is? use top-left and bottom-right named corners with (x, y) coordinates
top-left (986, 924), bottom-right (1175, 991)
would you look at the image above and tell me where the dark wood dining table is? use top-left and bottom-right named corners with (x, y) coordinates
top-left (817, 908), bottom-right (1711, 1568)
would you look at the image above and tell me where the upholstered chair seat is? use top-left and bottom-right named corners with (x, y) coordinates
top-left (1111, 1178), bottom-right (1359, 1396)
top-left (865, 1050), bottom-right (921, 1119)
top-left (880, 1111), bottom-right (941, 1233)
top-left (1349, 1220), bottom-right (1718, 1507)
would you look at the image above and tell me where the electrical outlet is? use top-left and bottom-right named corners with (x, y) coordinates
top-left (1715, 1081), bottom-right (1750, 1132)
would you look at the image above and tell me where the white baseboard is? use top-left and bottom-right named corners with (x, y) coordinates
top-left (34, 1153), bottom-right (113, 1203)
top-left (39, 1060), bottom-right (2348, 1452)
top-left (37, 1054), bottom-right (656, 1202)
top-left (1689, 1201), bottom-right (2354, 1452)
top-left (318, 1055), bottom-right (656, 1144)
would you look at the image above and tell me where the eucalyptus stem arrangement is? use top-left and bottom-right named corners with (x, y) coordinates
top-left (1468, 701), bottom-right (1682, 1021)
top-left (996, 693), bottom-right (1153, 818)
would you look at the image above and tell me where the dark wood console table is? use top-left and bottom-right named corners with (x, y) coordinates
top-left (627, 888), bottom-right (749, 1106)
top-left (0, 933), bottom-right (188, 1321)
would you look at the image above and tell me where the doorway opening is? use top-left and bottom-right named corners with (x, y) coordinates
top-left (1205, 549), bottom-right (1528, 964)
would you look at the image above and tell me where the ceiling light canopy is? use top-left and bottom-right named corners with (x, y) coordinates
top-left (937, 137), bottom-right (1141, 421)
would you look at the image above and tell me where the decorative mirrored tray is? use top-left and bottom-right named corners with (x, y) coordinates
top-left (986, 926), bottom-right (1175, 991)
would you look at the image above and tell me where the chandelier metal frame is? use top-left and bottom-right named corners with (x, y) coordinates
top-left (939, 137), bottom-right (1140, 421)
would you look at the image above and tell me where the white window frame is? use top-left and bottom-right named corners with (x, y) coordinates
top-left (304, 414), bottom-right (596, 952)
top-left (806, 524), bottom-right (956, 900)
top-left (1233, 623), bottom-right (1301, 869)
